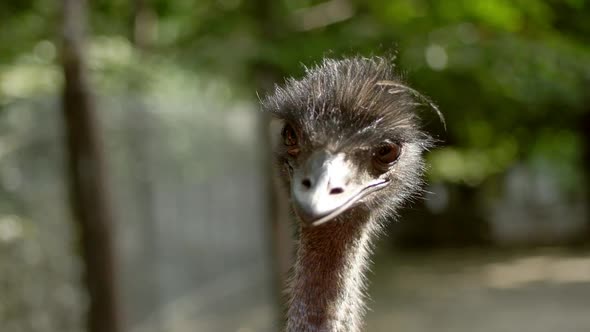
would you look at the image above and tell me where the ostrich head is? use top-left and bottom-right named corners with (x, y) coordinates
top-left (263, 57), bottom-right (437, 227)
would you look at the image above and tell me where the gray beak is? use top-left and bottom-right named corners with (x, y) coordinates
top-left (291, 151), bottom-right (388, 226)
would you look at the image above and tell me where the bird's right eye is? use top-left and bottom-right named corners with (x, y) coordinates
top-left (282, 124), bottom-right (297, 146)
top-left (282, 124), bottom-right (300, 156)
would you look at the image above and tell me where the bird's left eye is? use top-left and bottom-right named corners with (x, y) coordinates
top-left (373, 142), bottom-right (401, 170)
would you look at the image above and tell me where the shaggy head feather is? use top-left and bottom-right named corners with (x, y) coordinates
top-left (263, 56), bottom-right (434, 225)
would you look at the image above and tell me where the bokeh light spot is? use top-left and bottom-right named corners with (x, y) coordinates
top-left (425, 44), bottom-right (448, 71)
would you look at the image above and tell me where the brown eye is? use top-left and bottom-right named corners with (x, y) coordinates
top-left (373, 142), bottom-right (401, 170)
top-left (282, 124), bottom-right (299, 156)
top-left (282, 124), bottom-right (297, 146)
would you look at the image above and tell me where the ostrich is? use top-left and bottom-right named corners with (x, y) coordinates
top-left (262, 56), bottom-right (440, 332)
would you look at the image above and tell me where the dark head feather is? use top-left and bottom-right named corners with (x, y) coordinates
top-left (262, 56), bottom-right (435, 151)
top-left (263, 56), bottom-right (438, 225)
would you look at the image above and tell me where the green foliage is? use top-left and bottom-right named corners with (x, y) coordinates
top-left (1, 0), bottom-right (589, 188)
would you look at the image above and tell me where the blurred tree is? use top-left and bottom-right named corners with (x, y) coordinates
top-left (122, 0), bottom-right (163, 324)
top-left (60, 0), bottom-right (123, 332)
top-left (0, 0), bottom-right (588, 275)
top-left (245, 0), bottom-right (293, 325)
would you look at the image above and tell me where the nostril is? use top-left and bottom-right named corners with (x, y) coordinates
top-left (329, 187), bottom-right (344, 195)
top-left (301, 178), bottom-right (312, 189)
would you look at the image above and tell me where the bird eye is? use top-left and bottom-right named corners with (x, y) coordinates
top-left (282, 124), bottom-right (297, 146)
top-left (282, 124), bottom-right (300, 156)
top-left (373, 142), bottom-right (401, 170)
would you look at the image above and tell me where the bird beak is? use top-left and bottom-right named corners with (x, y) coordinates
top-left (291, 151), bottom-right (389, 226)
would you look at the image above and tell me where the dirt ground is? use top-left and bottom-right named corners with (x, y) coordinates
top-left (366, 248), bottom-right (590, 332)
top-left (133, 248), bottom-right (590, 332)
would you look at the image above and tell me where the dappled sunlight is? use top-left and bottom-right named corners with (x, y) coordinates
top-left (0, 64), bottom-right (61, 99)
top-left (485, 255), bottom-right (590, 289)
top-left (427, 136), bottom-right (518, 185)
top-left (0, 214), bottom-right (24, 243)
top-left (425, 44), bottom-right (448, 71)
top-left (483, 256), bottom-right (590, 288)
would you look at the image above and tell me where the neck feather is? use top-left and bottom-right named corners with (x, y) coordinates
top-left (286, 213), bottom-right (376, 332)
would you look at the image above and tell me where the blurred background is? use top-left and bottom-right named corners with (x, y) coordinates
top-left (1, 0), bottom-right (590, 331)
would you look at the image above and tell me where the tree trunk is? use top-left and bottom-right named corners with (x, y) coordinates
top-left (246, 0), bottom-right (294, 328)
top-left (581, 110), bottom-right (590, 242)
top-left (61, 1), bottom-right (123, 332)
top-left (132, 0), bottom-right (157, 51)
top-left (125, 0), bottom-right (163, 324)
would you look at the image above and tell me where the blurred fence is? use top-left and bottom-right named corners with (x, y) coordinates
top-left (0, 84), bottom-right (279, 331)
top-left (0, 98), bottom-right (84, 332)
top-left (103, 92), bottom-right (278, 332)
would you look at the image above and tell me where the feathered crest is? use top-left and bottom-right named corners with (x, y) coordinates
top-left (262, 56), bottom-right (443, 147)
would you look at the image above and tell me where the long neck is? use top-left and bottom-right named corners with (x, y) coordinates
top-left (286, 215), bottom-right (376, 332)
